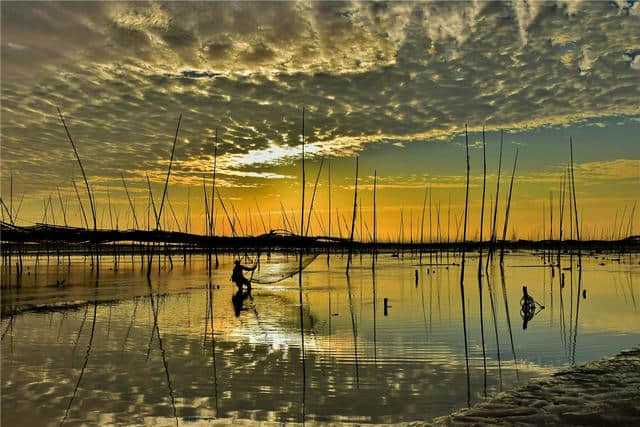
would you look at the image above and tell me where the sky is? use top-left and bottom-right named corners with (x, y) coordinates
top-left (1, 1), bottom-right (639, 241)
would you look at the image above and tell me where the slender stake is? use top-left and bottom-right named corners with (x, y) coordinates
top-left (460, 124), bottom-right (471, 406)
top-left (346, 157), bottom-right (359, 275)
top-left (255, 198), bottom-right (268, 234)
top-left (210, 129), bottom-right (218, 236)
top-left (146, 174), bottom-right (159, 226)
top-left (328, 161), bottom-right (332, 240)
top-left (373, 170), bottom-right (377, 264)
top-left (58, 107), bottom-right (96, 230)
top-left (121, 173), bottom-right (139, 229)
top-left (57, 186), bottom-right (68, 227)
top-left (72, 178), bottom-right (89, 229)
top-left (203, 175), bottom-right (210, 235)
top-left (155, 114), bottom-right (182, 230)
top-left (479, 125), bottom-right (487, 266)
top-left (216, 189), bottom-right (237, 237)
top-left (300, 107), bottom-right (305, 238)
top-left (420, 186), bottom-right (427, 264)
top-left (569, 137), bottom-right (580, 244)
top-left (489, 129), bottom-right (504, 256)
top-left (500, 149), bottom-right (519, 263)
top-left (107, 185), bottom-right (114, 230)
top-left (305, 158), bottom-right (325, 236)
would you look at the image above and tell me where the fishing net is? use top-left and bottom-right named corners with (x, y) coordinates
top-left (251, 253), bottom-right (318, 284)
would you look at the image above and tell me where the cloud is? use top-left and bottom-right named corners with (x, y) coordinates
top-left (1, 1), bottom-right (639, 197)
top-left (572, 158), bottom-right (640, 181)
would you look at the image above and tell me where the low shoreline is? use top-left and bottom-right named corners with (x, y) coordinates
top-left (432, 348), bottom-right (640, 425)
top-left (2, 222), bottom-right (639, 254)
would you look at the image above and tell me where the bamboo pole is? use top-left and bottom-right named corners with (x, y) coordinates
top-left (477, 130), bottom-right (488, 395)
top-left (372, 169), bottom-right (377, 266)
top-left (229, 201), bottom-right (245, 236)
top-left (121, 173), bottom-right (139, 229)
top-left (216, 189), bottom-right (236, 237)
top-left (58, 107), bottom-right (96, 230)
top-left (72, 178), bottom-right (89, 229)
top-left (210, 129), bottom-right (218, 236)
top-left (489, 129), bottom-right (504, 257)
top-left (478, 125), bottom-right (487, 275)
top-left (146, 174), bottom-right (159, 225)
top-left (569, 138), bottom-right (580, 244)
top-left (305, 158), bottom-right (325, 236)
top-left (255, 198), bottom-right (268, 234)
top-left (346, 157), bottom-right (359, 275)
top-left (57, 186), bottom-right (68, 227)
top-left (500, 149), bottom-right (519, 264)
top-left (328, 161), bottom-right (332, 241)
top-left (419, 186), bottom-right (427, 264)
top-left (460, 124), bottom-right (471, 406)
top-left (9, 174), bottom-right (13, 225)
top-left (155, 114), bottom-right (182, 230)
top-left (300, 107), bottom-right (305, 238)
top-left (107, 185), bottom-right (114, 230)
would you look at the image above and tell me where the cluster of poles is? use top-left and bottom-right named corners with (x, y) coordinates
top-left (2, 104), bottom-right (638, 280)
top-left (1, 107), bottom-right (636, 426)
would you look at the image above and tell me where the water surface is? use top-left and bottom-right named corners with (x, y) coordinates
top-left (2, 251), bottom-right (638, 425)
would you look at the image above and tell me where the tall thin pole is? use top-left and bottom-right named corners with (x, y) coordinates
top-left (210, 129), bottom-right (218, 236)
top-left (58, 107), bottom-right (96, 230)
top-left (346, 157), bottom-right (359, 275)
top-left (72, 178), bottom-right (89, 229)
top-left (300, 107), bottom-right (305, 238)
top-left (305, 158), bottom-right (325, 236)
top-left (460, 124), bottom-right (471, 406)
top-left (489, 130), bottom-right (504, 255)
top-left (420, 186), bottom-right (427, 264)
top-left (328, 161), bottom-right (332, 239)
top-left (500, 149), bottom-right (519, 263)
top-left (121, 173), bottom-right (139, 229)
top-left (569, 138), bottom-right (580, 243)
top-left (373, 170), bottom-right (377, 266)
top-left (9, 174), bottom-right (13, 225)
top-left (478, 125), bottom-right (487, 275)
top-left (107, 185), bottom-right (114, 230)
top-left (57, 186), bottom-right (68, 227)
top-left (477, 126), bottom-right (488, 395)
top-left (155, 114), bottom-right (182, 230)
top-left (549, 191), bottom-right (554, 241)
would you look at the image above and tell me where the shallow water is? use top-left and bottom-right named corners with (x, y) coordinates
top-left (2, 251), bottom-right (639, 425)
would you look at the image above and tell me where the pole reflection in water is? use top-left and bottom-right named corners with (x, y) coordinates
top-left (486, 266), bottom-right (503, 391)
top-left (147, 278), bottom-right (178, 426)
top-left (372, 264), bottom-right (377, 366)
top-left (500, 263), bottom-right (520, 382)
top-left (62, 299), bottom-right (97, 425)
top-left (477, 259), bottom-right (488, 397)
top-left (298, 252), bottom-right (306, 424)
top-left (346, 274), bottom-right (360, 389)
top-left (208, 281), bottom-right (219, 418)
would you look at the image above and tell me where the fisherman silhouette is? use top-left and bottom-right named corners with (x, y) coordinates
top-left (521, 285), bottom-right (544, 330)
top-left (231, 259), bottom-right (256, 291)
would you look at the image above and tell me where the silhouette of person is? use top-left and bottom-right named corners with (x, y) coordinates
top-left (232, 288), bottom-right (251, 317)
top-left (521, 286), bottom-right (539, 330)
top-left (231, 259), bottom-right (256, 291)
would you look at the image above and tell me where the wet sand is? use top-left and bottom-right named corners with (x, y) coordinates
top-left (433, 347), bottom-right (640, 425)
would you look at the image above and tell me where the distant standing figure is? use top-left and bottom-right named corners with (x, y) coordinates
top-left (231, 259), bottom-right (256, 291)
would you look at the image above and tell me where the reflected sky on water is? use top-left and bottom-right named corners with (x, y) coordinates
top-left (2, 251), bottom-right (639, 425)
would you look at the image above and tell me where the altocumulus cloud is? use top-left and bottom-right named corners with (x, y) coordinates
top-left (1, 1), bottom-right (639, 194)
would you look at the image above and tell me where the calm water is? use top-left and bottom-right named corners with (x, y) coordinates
top-left (2, 251), bottom-right (639, 425)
